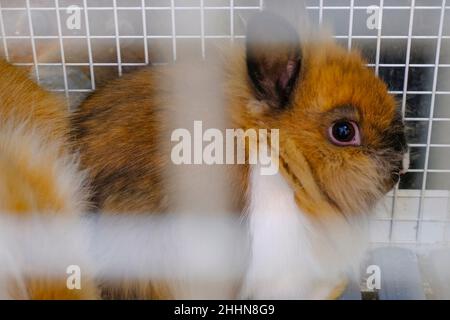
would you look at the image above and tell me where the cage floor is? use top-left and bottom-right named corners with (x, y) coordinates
top-left (341, 245), bottom-right (450, 299)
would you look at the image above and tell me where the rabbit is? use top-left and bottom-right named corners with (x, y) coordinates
top-left (0, 58), bottom-right (98, 299)
top-left (71, 12), bottom-right (409, 299)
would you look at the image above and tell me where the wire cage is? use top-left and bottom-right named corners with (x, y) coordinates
top-left (0, 0), bottom-right (449, 248)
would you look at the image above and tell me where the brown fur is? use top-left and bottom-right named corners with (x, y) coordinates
top-left (228, 41), bottom-right (405, 215)
top-left (0, 60), bottom-right (68, 141)
top-left (0, 59), bottom-right (98, 299)
top-left (71, 17), bottom-right (406, 299)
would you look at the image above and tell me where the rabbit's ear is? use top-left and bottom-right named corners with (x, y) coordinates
top-left (246, 12), bottom-right (302, 110)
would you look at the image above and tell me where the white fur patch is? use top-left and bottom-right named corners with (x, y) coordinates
top-left (241, 165), bottom-right (368, 299)
top-left (401, 150), bottom-right (410, 175)
top-left (0, 122), bottom-right (92, 299)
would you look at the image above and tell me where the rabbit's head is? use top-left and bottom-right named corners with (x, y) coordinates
top-left (231, 12), bottom-right (408, 215)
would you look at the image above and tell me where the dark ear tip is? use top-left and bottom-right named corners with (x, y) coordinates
top-left (245, 11), bottom-right (302, 111)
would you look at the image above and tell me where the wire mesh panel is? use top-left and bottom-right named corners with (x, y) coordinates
top-left (0, 0), bottom-right (448, 246)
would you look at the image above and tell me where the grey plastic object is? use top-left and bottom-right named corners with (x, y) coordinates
top-left (365, 247), bottom-right (426, 300)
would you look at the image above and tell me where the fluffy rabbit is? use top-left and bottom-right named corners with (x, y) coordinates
top-left (71, 12), bottom-right (409, 299)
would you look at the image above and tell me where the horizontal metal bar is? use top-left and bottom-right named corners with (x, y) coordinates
top-left (409, 144), bottom-right (450, 148)
top-left (407, 169), bottom-right (450, 173)
top-left (1, 6), bottom-right (450, 11)
top-left (4, 35), bottom-right (450, 40)
top-left (372, 218), bottom-right (450, 223)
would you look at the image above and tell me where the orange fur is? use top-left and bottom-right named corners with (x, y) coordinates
top-left (71, 16), bottom-right (406, 299)
top-left (0, 60), bottom-right (68, 141)
top-left (227, 40), bottom-right (403, 215)
top-left (0, 59), bottom-right (98, 299)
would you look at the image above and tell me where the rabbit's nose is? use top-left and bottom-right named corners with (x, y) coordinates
top-left (400, 150), bottom-right (410, 175)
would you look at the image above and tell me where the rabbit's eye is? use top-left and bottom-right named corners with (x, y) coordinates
top-left (328, 121), bottom-right (361, 146)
